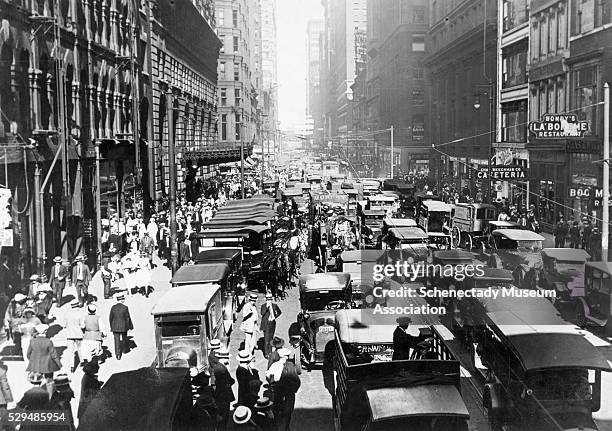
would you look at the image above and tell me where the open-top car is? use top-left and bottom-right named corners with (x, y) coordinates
top-left (538, 248), bottom-right (590, 300)
top-left (360, 209), bottom-right (386, 249)
top-left (297, 273), bottom-right (352, 368)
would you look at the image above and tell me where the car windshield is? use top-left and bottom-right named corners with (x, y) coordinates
top-left (365, 218), bottom-right (383, 227)
top-left (158, 320), bottom-right (201, 337)
top-left (301, 292), bottom-right (346, 310)
top-left (370, 417), bottom-right (468, 431)
top-left (524, 369), bottom-right (591, 402)
top-left (516, 240), bottom-right (542, 250)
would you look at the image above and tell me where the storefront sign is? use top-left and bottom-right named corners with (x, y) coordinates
top-left (569, 186), bottom-right (612, 207)
top-left (477, 165), bottom-right (526, 180)
top-left (566, 140), bottom-right (600, 154)
top-left (529, 114), bottom-right (589, 139)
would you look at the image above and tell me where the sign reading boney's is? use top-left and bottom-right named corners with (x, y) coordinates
top-left (529, 113), bottom-right (589, 138)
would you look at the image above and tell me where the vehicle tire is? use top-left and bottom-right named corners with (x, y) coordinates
top-left (452, 226), bottom-right (461, 249)
top-left (466, 234), bottom-right (473, 250)
top-left (575, 304), bottom-right (587, 328)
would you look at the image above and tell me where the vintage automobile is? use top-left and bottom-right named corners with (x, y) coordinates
top-left (450, 203), bottom-right (497, 249)
top-left (360, 209), bottom-right (386, 249)
top-left (152, 284), bottom-right (224, 370)
top-left (360, 179), bottom-right (381, 196)
top-left (338, 250), bottom-right (384, 306)
top-left (574, 261), bottom-right (612, 334)
top-left (297, 273), bottom-right (352, 368)
top-left (367, 194), bottom-right (398, 215)
top-left (417, 199), bottom-right (452, 249)
top-left (484, 228), bottom-right (545, 288)
top-left (262, 179), bottom-right (279, 199)
top-left (344, 188), bottom-right (360, 217)
top-left (456, 291), bottom-right (612, 431)
top-left (381, 226), bottom-right (429, 250)
top-left (331, 309), bottom-right (469, 431)
top-left (78, 368), bottom-right (194, 431)
top-left (382, 216), bottom-right (418, 234)
top-left (537, 248), bottom-right (590, 300)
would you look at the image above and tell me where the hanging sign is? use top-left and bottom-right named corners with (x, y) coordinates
top-left (529, 113), bottom-right (589, 138)
top-left (477, 165), bottom-right (526, 180)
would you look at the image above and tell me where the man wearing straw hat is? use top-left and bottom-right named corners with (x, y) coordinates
top-left (49, 256), bottom-right (68, 303)
top-left (63, 299), bottom-right (84, 373)
top-left (236, 350), bottom-right (260, 409)
top-left (71, 255), bottom-right (91, 307)
top-left (208, 338), bottom-right (222, 367)
top-left (260, 292), bottom-right (282, 359)
top-left (212, 346), bottom-right (234, 431)
top-left (233, 405), bottom-right (258, 429)
top-left (240, 294), bottom-right (259, 355)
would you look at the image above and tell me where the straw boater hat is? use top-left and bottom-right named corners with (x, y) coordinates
top-left (237, 350), bottom-right (253, 362)
top-left (70, 298), bottom-right (80, 308)
top-left (54, 372), bottom-right (71, 388)
top-left (35, 324), bottom-right (49, 335)
top-left (233, 406), bottom-right (252, 425)
top-left (209, 339), bottom-right (221, 351)
top-left (87, 304), bottom-right (97, 314)
top-left (27, 372), bottom-right (43, 385)
top-left (29, 274), bottom-right (39, 281)
top-left (265, 292), bottom-right (273, 300)
top-left (249, 293), bottom-right (258, 301)
top-left (75, 255), bottom-right (85, 262)
top-left (53, 256), bottom-right (62, 264)
top-left (255, 397), bottom-right (273, 410)
top-left (14, 293), bottom-right (27, 303)
top-left (115, 293), bottom-right (125, 302)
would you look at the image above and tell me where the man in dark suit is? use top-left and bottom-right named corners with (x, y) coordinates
top-left (109, 294), bottom-right (133, 360)
top-left (71, 255), bottom-right (92, 307)
top-left (392, 317), bottom-right (421, 360)
top-left (212, 346), bottom-right (235, 431)
top-left (49, 256), bottom-right (69, 303)
top-left (179, 237), bottom-right (193, 266)
top-left (260, 293), bottom-right (282, 358)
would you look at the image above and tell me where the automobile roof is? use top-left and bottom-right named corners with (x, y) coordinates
top-left (170, 263), bottom-right (230, 285)
top-left (384, 217), bottom-right (418, 227)
top-left (369, 195), bottom-right (397, 202)
top-left (585, 261), bottom-right (612, 274)
top-left (298, 273), bottom-right (351, 292)
top-left (432, 250), bottom-right (475, 263)
top-left (340, 250), bottom-right (385, 262)
top-left (366, 385), bottom-right (469, 422)
top-left (541, 248), bottom-right (591, 262)
top-left (335, 309), bottom-right (431, 344)
top-left (388, 227), bottom-right (428, 240)
top-left (421, 200), bottom-right (452, 212)
top-left (152, 284), bottom-right (220, 315)
top-left (363, 210), bottom-right (386, 216)
top-left (488, 220), bottom-right (520, 227)
top-left (454, 202), bottom-right (496, 209)
top-left (199, 225), bottom-right (270, 235)
top-left (195, 248), bottom-right (241, 263)
top-left (492, 229), bottom-right (545, 241)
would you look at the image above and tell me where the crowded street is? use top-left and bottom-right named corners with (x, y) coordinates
top-left (3, 0), bottom-right (612, 430)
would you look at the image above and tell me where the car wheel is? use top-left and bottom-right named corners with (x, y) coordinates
top-left (575, 304), bottom-right (587, 328)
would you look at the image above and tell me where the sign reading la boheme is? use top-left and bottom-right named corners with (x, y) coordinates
top-left (477, 165), bottom-right (526, 180)
top-left (529, 113), bottom-right (589, 138)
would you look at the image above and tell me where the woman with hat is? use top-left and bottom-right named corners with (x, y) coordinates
top-left (50, 372), bottom-right (75, 430)
top-left (240, 294), bottom-right (259, 355)
top-left (236, 350), bottom-right (261, 409)
top-left (134, 250), bottom-right (153, 297)
top-left (27, 274), bottom-right (40, 298)
top-left (18, 372), bottom-right (52, 430)
top-left (4, 293), bottom-right (28, 356)
top-left (266, 337), bottom-right (285, 369)
top-left (81, 304), bottom-right (105, 363)
top-left (78, 360), bottom-right (102, 421)
top-left (18, 308), bottom-right (42, 362)
top-left (26, 323), bottom-right (61, 400)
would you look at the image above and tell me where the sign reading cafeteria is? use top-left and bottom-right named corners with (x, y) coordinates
top-left (477, 165), bottom-right (526, 180)
top-left (529, 113), bottom-right (589, 138)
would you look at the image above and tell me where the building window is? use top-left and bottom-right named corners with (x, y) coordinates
top-left (557, 5), bottom-right (567, 48)
top-left (233, 36), bottom-right (239, 53)
top-left (234, 88), bottom-right (241, 106)
top-left (413, 66), bottom-right (424, 80)
top-left (501, 100), bottom-right (527, 142)
top-left (220, 88), bottom-right (227, 106)
top-left (234, 62), bottom-right (240, 81)
top-left (412, 114), bottom-right (424, 141)
top-left (412, 89), bottom-right (424, 106)
top-left (219, 62), bottom-right (226, 79)
top-left (218, 9), bottom-right (224, 27)
top-left (235, 114), bottom-right (241, 140)
top-left (502, 40), bottom-right (528, 88)
top-left (539, 15), bottom-right (548, 58)
top-left (572, 66), bottom-right (597, 134)
top-left (531, 20), bottom-right (539, 61)
top-left (503, 0), bottom-right (529, 32)
top-left (577, 0), bottom-right (595, 34)
top-left (219, 35), bottom-right (225, 53)
top-left (221, 114), bottom-right (227, 140)
top-left (233, 9), bottom-right (238, 27)
top-left (413, 6), bottom-right (425, 24)
top-left (411, 34), bottom-right (425, 51)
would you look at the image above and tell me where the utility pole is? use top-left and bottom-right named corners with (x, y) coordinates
top-left (167, 89), bottom-right (178, 274)
top-left (602, 82), bottom-right (610, 259)
top-left (390, 125), bottom-right (394, 179)
top-left (488, 81), bottom-right (495, 199)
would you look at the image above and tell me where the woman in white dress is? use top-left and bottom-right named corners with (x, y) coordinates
top-left (120, 252), bottom-right (138, 295)
top-left (135, 251), bottom-right (152, 297)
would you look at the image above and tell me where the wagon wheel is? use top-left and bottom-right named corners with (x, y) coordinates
top-left (451, 226), bottom-right (461, 249)
top-left (465, 234), bottom-right (474, 250)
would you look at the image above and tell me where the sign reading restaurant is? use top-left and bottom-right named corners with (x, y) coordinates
top-left (529, 113), bottom-right (589, 138)
top-left (477, 165), bottom-right (526, 180)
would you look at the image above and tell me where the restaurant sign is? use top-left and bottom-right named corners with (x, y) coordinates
top-left (477, 165), bottom-right (526, 180)
top-left (529, 113), bottom-right (589, 139)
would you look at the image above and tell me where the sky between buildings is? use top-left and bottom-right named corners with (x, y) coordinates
top-left (277, 0), bottom-right (323, 130)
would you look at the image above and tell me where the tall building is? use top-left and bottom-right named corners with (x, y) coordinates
top-left (0, 0), bottom-right (223, 273)
top-left (215, 0), bottom-right (261, 161)
top-left (425, 0), bottom-right (497, 193)
top-left (366, 0), bottom-right (430, 176)
top-left (320, 0), bottom-right (367, 140)
top-left (259, 0), bottom-right (279, 164)
top-left (306, 19), bottom-right (325, 120)
top-left (494, 0), bottom-right (612, 229)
